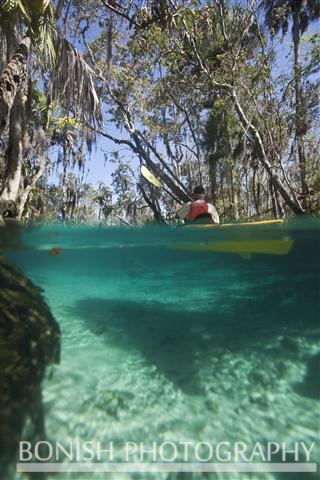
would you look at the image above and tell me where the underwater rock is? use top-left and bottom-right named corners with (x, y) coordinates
top-left (249, 392), bottom-right (269, 408)
top-left (275, 360), bottom-right (288, 376)
top-left (0, 255), bottom-right (61, 476)
top-left (280, 337), bottom-right (300, 354)
top-left (94, 390), bottom-right (134, 418)
top-left (294, 352), bottom-right (320, 400)
top-left (204, 398), bottom-right (218, 414)
top-left (249, 371), bottom-right (270, 388)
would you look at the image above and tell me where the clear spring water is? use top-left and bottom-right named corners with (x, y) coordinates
top-left (5, 219), bottom-right (320, 479)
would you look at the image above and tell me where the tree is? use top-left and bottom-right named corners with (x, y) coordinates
top-left (263, 0), bottom-right (320, 210)
top-left (0, 0), bottom-right (102, 213)
top-left (3, 0), bottom-right (318, 224)
top-left (95, 0), bottom-right (306, 215)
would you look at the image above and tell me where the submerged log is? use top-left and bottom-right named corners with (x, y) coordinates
top-left (0, 255), bottom-right (60, 475)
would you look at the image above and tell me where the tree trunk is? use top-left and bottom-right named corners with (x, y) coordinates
top-left (0, 36), bottom-right (31, 135)
top-left (269, 180), bottom-right (278, 218)
top-left (138, 183), bottom-right (165, 223)
top-left (231, 90), bottom-right (305, 214)
top-left (0, 91), bottom-right (23, 202)
top-left (292, 12), bottom-right (309, 211)
top-left (209, 154), bottom-right (217, 205)
top-left (17, 164), bottom-right (43, 220)
top-left (252, 166), bottom-right (260, 215)
top-left (230, 165), bottom-right (239, 220)
top-left (187, 159), bottom-right (193, 193)
top-left (245, 166), bottom-right (249, 216)
top-left (219, 163), bottom-right (225, 214)
top-left (0, 38), bottom-right (6, 73)
top-left (131, 133), bottom-right (192, 203)
top-left (275, 186), bottom-right (284, 218)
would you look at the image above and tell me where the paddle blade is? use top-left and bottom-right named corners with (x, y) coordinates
top-left (141, 165), bottom-right (162, 188)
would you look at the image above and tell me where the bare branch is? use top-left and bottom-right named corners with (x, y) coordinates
top-left (100, 0), bottom-right (140, 28)
top-left (213, 0), bottom-right (229, 43)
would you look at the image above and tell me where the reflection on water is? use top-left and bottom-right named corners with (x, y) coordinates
top-left (3, 219), bottom-right (320, 479)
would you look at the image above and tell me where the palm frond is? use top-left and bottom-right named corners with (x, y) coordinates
top-left (50, 37), bottom-right (102, 126)
top-left (29, 0), bottom-right (56, 66)
top-left (1, 0), bottom-right (30, 21)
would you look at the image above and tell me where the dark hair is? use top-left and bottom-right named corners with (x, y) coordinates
top-left (193, 185), bottom-right (205, 195)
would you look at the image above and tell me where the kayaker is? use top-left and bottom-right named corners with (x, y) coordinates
top-left (175, 186), bottom-right (220, 224)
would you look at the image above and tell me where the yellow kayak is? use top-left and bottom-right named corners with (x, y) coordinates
top-left (173, 219), bottom-right (294, 256)
top-left (171, 238), bottom-right (293, 256)
top-left (185, 219), bottom-right (284, 228)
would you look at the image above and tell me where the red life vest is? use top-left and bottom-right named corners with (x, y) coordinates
top-left (188, 201), bottom-right (209, 221)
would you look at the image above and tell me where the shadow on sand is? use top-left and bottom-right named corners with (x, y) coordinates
top-left (68, 287), bottom-right (318, 395)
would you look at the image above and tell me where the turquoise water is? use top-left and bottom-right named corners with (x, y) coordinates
top-left (5, 220), bottom-right (320, 479)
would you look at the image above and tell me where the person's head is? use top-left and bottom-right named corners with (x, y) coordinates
top-left (193, 185), bottom-right (205, 200)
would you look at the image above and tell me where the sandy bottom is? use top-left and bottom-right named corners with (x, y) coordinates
top-left (12, 259), bottom-right (320, 480)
